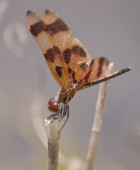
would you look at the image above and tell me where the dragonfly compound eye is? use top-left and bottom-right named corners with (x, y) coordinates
top-left (48, 98), bottom-right (62, 112)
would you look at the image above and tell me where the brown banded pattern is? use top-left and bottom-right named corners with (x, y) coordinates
top-left (97, 57), bottom-right (108, 78)
top-left (71, 45), bottom-right (87, 57)
top-left (45, 18), bottom-right (69, 35)
top-left (63, 48), bottom-right (71, 64)
top-left (55, 66), bottom-right (63, 77)
top-left (26, 9), bottom-right (91, 89)
top-left (26, 11), bottom-right (45, 37)
top-left (80, 63), bottom-right (88, 71)
top-left (75, 57), bottom-right (109, 90)
top-left (44, 46), bottom-right (61, 63)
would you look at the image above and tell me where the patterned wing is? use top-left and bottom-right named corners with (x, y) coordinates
top-left (26, 10), bottom-right (90, 89)
top-left (75, 57), bottom-right (109, 90)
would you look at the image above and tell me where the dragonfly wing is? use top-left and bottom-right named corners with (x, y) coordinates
top-left (76, 57), bottom-right (109, 90)
top-left (26, 10), bottom-right (90, 89)
top-left (26, 10), bottom-right (65, 88)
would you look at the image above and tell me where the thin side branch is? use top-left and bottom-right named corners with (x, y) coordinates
top-left (46, 120), bottom-right (59, 170)
top-left (85, 63), bottom-right (114, 170)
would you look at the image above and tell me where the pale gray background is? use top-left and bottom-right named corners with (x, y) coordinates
top-left (0, 0), bottom-right (139, 170)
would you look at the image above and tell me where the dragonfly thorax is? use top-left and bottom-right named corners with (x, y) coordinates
top-left (48, 98), bottom-right (62, 113)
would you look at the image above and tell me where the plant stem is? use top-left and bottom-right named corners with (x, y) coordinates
top-left (85, 63), bottom-right (114, 170)
top-left (47, 120), bottom-right (59, 170)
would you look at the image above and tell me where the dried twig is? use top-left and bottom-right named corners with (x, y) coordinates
top-left (85, 63), bottom-right (114, 170)
top-left (46, 120), bottom-right (59, 170)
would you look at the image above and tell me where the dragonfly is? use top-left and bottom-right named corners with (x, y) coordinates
top-left (26, 9), bottom-right (132, 131)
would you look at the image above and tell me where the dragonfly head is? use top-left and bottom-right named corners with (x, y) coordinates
top-left (48, 98), bottom-right (62, 113)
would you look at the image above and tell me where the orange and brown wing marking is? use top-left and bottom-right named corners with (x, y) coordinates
top-left (42, 10), bottom-right (90, 87)
top-left (26, 10), bottom-right (90, 89)
top-left (76, 57), bottom-right (109, 90)
top-left (26, 10), bottom-right (65, 88)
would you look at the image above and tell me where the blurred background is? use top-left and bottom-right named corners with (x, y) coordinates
top-left (0, 0), bottom-right (139, 170)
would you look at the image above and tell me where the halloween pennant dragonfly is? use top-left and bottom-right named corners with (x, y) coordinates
top-left (26, 10), bottom-right (132, 130)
